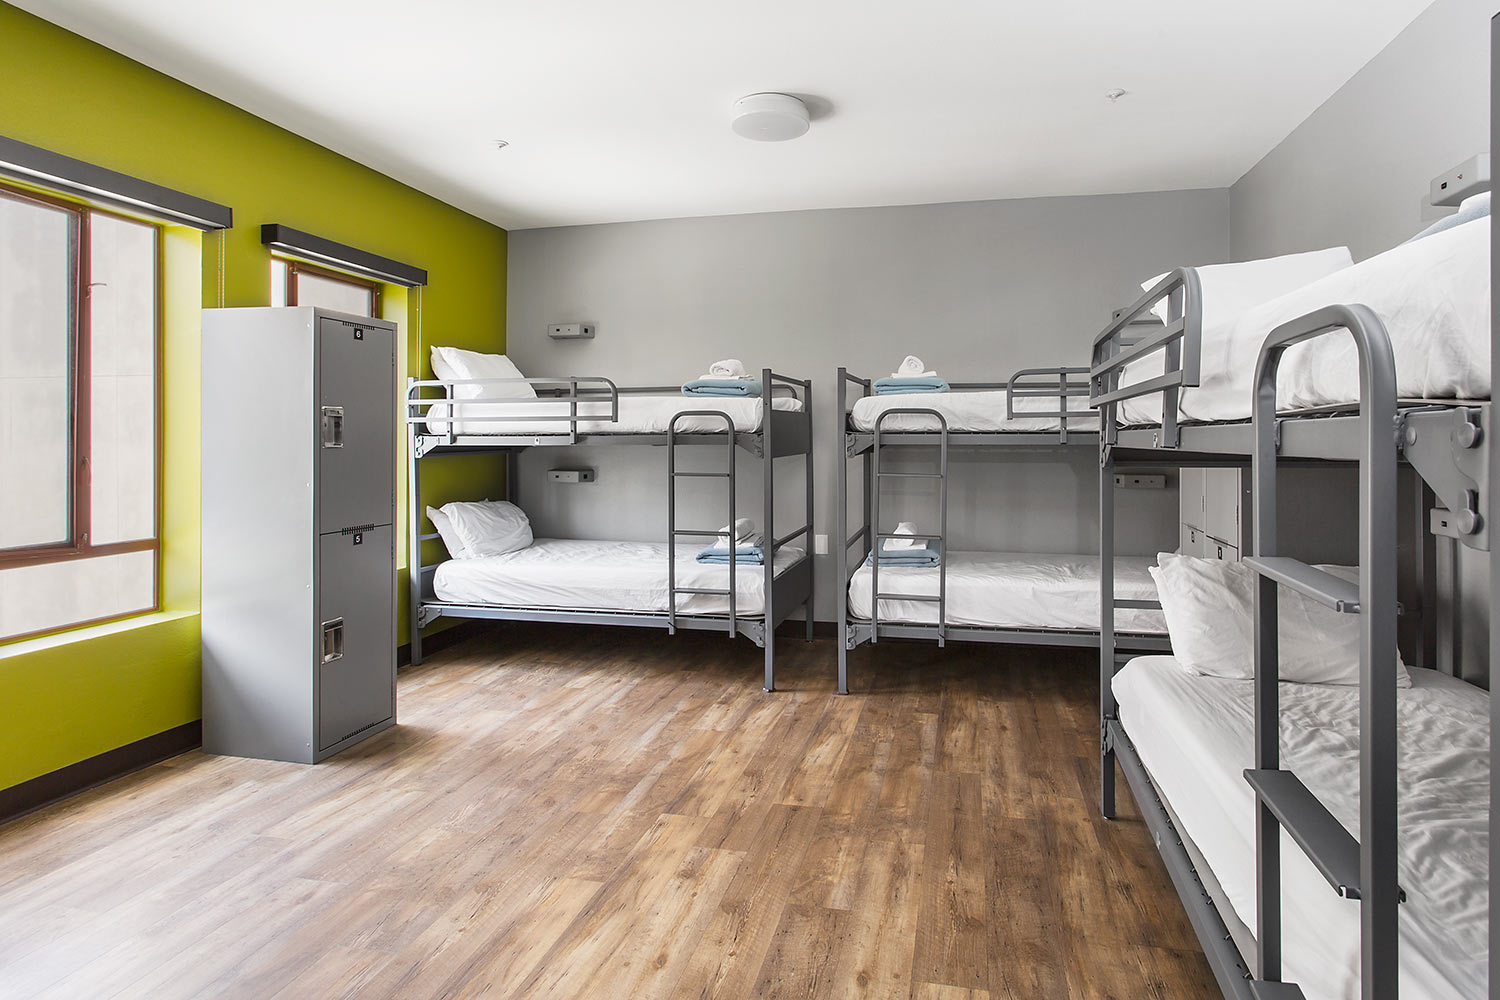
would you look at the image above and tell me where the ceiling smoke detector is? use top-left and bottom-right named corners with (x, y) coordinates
top-left (731, 93), bottom-right (810, 142)
top-left (1105, 88), bottom-right (1128, 103)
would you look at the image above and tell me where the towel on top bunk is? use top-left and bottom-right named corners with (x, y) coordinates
top-left (697, 518), bottom-right (766, 563)
top-left (892, 355), bottom-right (936, 378)
top-left (875, 357), bottom-right (948, 395)
top-left (684, 359), bottom-right (762, 397)
top-left (866, 523), bottom-right (942, 566)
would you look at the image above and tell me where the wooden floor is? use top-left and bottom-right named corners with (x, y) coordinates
top-left (0, 624), bottom-right (1215, 1000)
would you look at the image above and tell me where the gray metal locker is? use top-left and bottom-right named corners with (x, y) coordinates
top-left (202, 307), bottom-right (397, 763)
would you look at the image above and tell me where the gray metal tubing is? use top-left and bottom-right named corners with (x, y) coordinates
top-left (762, 369), bottom-right (775, 692)
top-left (1006, 365), bottom-right (1091, 444)
top-left (1250, 303), bottom-right (1399, 998)
top-left (668, 410), bottom-right (738, 639)
top-left (804, 377), bottom-right (815, 644)
top-left (1099, 445), bottom-right (1116, 818)
top-left (405, 375), bottom-right (620, 429)
top-left (407, 404), bottom-right (424, 667)
top-left (871, 408), bottom-right (950, 646)
top-left (836, 368), bottom-right (870, 694)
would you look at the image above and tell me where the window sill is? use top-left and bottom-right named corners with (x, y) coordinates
top-left (0, 609), bottom-right (197, 661)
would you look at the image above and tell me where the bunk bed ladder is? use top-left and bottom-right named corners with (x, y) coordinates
top-left (870, 410), bottom-right (950, 647)
top-left (1241, 305), bottom-right (1401, 1000)
top-left (666, 411), bottom-right (740, 642)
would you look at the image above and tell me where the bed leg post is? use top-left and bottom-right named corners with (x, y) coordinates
top-left (1100, 445), bottom-right (1118, 819)
top-left (764, 627), bottom-right (775, 692)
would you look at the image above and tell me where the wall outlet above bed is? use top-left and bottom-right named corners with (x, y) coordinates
top-left (548, 468), bottom-right (596, 484)
top-left (548, 322), bottom-right (595, 339)
top-left (1430, 153), bottom-right (1489, 208)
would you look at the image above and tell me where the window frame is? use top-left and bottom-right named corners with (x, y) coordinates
top-left (0, 180), bottom-right (163, 640)
top-left (278, 257), bottom-right (381, 317)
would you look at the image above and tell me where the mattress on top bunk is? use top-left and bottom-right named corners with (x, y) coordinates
top-left (847, 550), bottom-right (1166, 633)
top-left (1119, 216), bottom-right (1490, 426)
top-left (432, 538), bottom-right (805, 617)
top-left (1114, 657), bottom-right (1488, 1000)
top-left (424, 394), bottom-right (802, 437)
top-left (848, 389), bottom-right (1098, 434)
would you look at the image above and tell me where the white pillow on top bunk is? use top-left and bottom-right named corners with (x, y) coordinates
top-left (1150, 552), bottom-right (1410, 687)
top-left (430, 346), bottom-right (537, 401)
top-left (426, 500), bottom-right (533, 559)
top-left (1141, 245), bottom-right (1354, 326)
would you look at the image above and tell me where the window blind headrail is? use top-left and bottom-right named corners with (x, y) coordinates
top-left (0, 134), bottom-right (231, 231)
top-left (261, 223), bottom-right (427, 288)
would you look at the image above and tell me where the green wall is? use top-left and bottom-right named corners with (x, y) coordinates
top-left (0, 3), bottom-right (508, 792)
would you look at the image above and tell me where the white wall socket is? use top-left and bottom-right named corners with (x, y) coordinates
top-left (1431, 152), bottom-right (1489, 208)
top-left (814, 533), bottom-right (828, 555)
top-left (547, 468), bottom-right (596, 484)
top-left (1113, 474), bottom-right (1166, 490)
top-left (548, 322), bottom-right (595, 339)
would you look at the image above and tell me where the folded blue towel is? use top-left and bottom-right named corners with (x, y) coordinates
top-left (865, 541), bottom-right (943, 567)
top-left (683, 378), bottom-right (762, 397)
top-left (874, 376), bottom-right (950, 395)
top-left (696, 545), bottom-right (766, 565)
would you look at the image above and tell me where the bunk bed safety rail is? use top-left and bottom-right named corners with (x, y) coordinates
top-left (871, 408), bottom-right (949, 646)
top-left (1007, 365), bottom-right (1092, 444)
top-left (405, 375), bottom-right (621, 446)
top-left (1089, 267), bottom-right (1203, 449)
top-left (667, 410), bottom-right (739, 638)
top-left (1245, 302), bottom-right (1400, 998)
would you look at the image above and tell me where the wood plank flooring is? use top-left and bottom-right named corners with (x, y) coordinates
top-left (0, 624), bottom-right (1216, 999)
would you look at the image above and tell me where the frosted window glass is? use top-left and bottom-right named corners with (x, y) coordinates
top-left (0, 195), bottom-right (73, 548)
top-left (295, 270), bottom-right (374, 316)
top-left (0, 550), bottom-right (155, 639)
top-left (270, 258), bottom-right (288, 307)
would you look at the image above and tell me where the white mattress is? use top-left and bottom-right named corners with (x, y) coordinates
top-left (849, 389), bottom-right (1098, 433)
top-left (424, 394), bottom-right (802, 437)
top-left (432, 537), bottom-right (805, 617)
top-left (1120, 217), bottom-right (1490, 426)
top-left (1114, 657), bottom-right (1489, 1000)
top-left (848, 550), bottom-right (1166, 633)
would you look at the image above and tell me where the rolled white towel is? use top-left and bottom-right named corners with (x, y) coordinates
top-left (883, 521), bottom-right (923, 550)
top-left (707, 359), bottom-right (749, 379)
top-left (891, 355), bottom-right (936, 378)
top-left (712, 517), bottom-right (758, 549)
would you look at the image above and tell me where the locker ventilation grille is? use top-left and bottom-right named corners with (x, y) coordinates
top-left (331, 717), bottom-right (389, 747)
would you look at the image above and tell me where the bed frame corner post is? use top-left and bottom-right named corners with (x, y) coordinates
top-left (407, 416), bottom-right (424, 666)
top-left (1099, 443), bottom-right (1117, 819)
top-left (805, 377), bottom-right (815, 643)
top-left (836, 372), bottom-right (851, 693)
top-left (764, 369), bottom-right (776, 692)
top-left (1490, 12), bottom-right (1500, 985)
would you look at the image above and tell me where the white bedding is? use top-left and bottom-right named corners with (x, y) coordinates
top-left (849, 389), bottom-right (1098, 433)
top-left (848, 550), bottom-right (1166, 633)
top-left (424, 394), bottom-right (802, 436)
top-left (1114, 657), bottom-right (1489, 999)
top-left (432, 538), bottom-right (805, 616)
top-left (1120, 217), bottom-right (1490, 425)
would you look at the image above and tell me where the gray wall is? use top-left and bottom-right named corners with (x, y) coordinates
top-left (1230, 0), bottom-right (1496, 261)
top-left (507, 189), bottom-right (1229, 619)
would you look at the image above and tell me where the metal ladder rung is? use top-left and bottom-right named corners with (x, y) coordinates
top-left (875, 472), bottom-right (943, 479)
top-left (674, 587), bottom-right (734, 596)
top-left (1243, 556), bottom-right (1361, 614)
top-left (672, 529), bottom-right (733, 537)
top-left (873, 592), bottom-right (940, 602)
top-left (672, 471), bottom-right (732, 478)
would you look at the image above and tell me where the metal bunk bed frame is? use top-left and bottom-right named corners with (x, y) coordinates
top-left (403, 369), bottom-right (815, 691)
top-left (1092, 262), bottom-right (1492, 998)
top-left (833, 365), bottom-right (1173, 695)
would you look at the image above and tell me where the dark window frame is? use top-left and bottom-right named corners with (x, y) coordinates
top-left (0, 180), bottom-right (163, 641)
top-left (278, 257), bottom-right (381, 317)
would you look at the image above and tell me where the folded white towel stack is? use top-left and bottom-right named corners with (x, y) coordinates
top-left (712, 517), bottom-right (763, 549)
top-left (891, 355), bottom-right (937, 378)
top-left (883, 521), bottom-right (923, 550)
top-left (705, 359), bottom-right (750, 379)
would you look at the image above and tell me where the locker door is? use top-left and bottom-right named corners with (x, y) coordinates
top-left (317, 525), bottom-right (395, 753)
top-left (1203, 469), bottom-right (1243, 547)
top-left (317, 317), bottom-right (395, 534)
top-left (1179, 467), bottom-right (1205, 530)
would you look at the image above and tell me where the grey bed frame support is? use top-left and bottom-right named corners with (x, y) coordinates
top-left (834, 365), bottom-right (1170, 695)
top-left (404, 370), bottom-right (814, 691)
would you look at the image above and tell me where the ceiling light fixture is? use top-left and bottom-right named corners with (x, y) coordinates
top-left (731, 93), bottom-right (810, 142)
top-left (1105, 88), bottom-right (1128, 103)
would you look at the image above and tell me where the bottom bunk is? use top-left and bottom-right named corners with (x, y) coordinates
top-left (1112, 656), bottom-right (1489, 1000)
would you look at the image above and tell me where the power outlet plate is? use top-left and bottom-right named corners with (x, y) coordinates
top-left (548, 322), bottom-right (595, 340)
top-left (1114, 473), bottom-right (1166, 490)
top-left (548, 468), bottom-right (596, 484)
top-left (1431, 152), bottom-right (1489, 208)
top-left (814, 533), bottom-right (829, 555)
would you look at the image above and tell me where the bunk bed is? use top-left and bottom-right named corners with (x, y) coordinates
top-left (405, 368), bottom-right (814, 691)
top-left (1091, 205), bottom-right (1492, 999)
top-left (834, 366), bottom-right (1173, 695)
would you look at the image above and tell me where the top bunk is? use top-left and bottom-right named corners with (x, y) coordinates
top-left (839, 362), bottom-right (1098, 452)
top-left (406, 352), bottom-right (811, 458)
top-left (1090, 207), bottom-right (1490, 464)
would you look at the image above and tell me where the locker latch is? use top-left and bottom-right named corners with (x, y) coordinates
top-left (321, 406), bottom-right (344, 448)
top-left (321, 618), bottom-right (345, 663)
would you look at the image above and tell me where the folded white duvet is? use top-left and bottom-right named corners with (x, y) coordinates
top-left (849, 389), bottom-right (1098, 434)
top-left (425, 394), bottom-right (802, 436)
top-left (432, 538), bottom-right (805, 616)
top-left (848, 550), bottom-right (1165, 632)
top-left (1114, 658), bottom-right (1488, 1000)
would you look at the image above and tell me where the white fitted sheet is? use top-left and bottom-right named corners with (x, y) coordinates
top-left (1120, 217), bottom-right (1490, 426)
top-left (849, 389), bottom-right (1098, 433)
top-left (432, 538), bottom-right (806, 617)
top-left (848, 550), bottom-right (1166, 633)
top-left (424, 394), bottom-right (802, 436)
top-left (1114, 657), bottom-right (1488, 1000)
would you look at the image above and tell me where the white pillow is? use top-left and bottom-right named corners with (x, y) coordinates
top-left (429, 500), bottom-right (532, 559)
top-left (1141, 246), bottom-right (1353, 325)
top-left (1149, 552), bottom-right (1410, 687)
top-left (430, 346), bottom-right (536, 401)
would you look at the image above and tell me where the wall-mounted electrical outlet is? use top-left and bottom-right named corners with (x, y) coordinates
top-left (1431, 153), bottom-right (1490, 208)
top-left (547, 468), bottom-right (596, 484)
top-left (547, 322), bottom-right (595, 340)
top-left (1113, 473), bottom-right (1166, 490)
top-left (814, 533), bottom-right (828, 555)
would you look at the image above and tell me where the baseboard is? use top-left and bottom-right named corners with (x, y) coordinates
top-left (397, 620), bottom-right (483, 667)
top-left (0, 720), bottom-right (201, 827)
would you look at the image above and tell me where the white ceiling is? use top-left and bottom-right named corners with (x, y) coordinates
top-left (19, 0), bottom-right (1434, 231)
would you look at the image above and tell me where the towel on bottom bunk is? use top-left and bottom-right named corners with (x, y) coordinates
top-left (892, 355), bottom-right (936, 378)
top-left (866, 540), bottom-right (942, 567)
top-left (874, 376), bottom-right (950, 395)
top-left (697, 546), bottom-right (766, 565)
top-left (683, 377), bottom-right (762, 397)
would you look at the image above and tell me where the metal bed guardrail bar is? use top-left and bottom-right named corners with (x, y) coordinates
top-left (1089, 267), bottom-right (1203, 448)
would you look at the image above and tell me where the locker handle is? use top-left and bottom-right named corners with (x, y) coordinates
top-left (321, 618), bottom-right (345, 663)
top-left (321, 406), bottom-right (344, 448)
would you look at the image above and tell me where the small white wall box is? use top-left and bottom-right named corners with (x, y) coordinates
top-left (1114, 473), bottom-right (1166, 490)
top-left (548, 468), bottom-right (596, 484)
top-left (1431, 153), bottom-right (1490, 207)
top-left (547, 322), bottom-right (595, 340)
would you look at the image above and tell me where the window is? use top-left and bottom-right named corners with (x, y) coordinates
top-left (0, 184), bottom-right (160, 642)
top-left (270, 258), bottom-right (379, 317)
